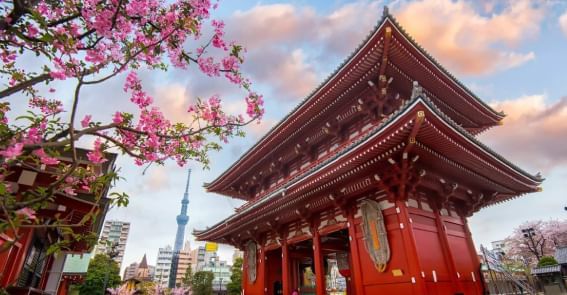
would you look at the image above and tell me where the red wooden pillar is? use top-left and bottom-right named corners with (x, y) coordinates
top-left (282, 239), bottom-right (291, 295)
top-left (347, 208), bottom-right (364, 295)
top-left (433, 209), bottom-right (463, 293)
top-left (3, 228), bottom-right (34, 287)
top-left (57, 278), bottom-right (68, 295)
top-left (395, 200), bottom-right (428, 294)
top-left (242, 247), bottom-right (248, 292)
top-left (259, 245), bottom-right (266, 294)
top-left (463, 218), bottom-right (483, 294)
top-left (312, 228), bottom-right (325, 295)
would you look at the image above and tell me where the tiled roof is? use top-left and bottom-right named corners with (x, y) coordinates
top-left (555, 246), bottom-right (567, 265)
top-left (205, 6), bottom-right (503, 192)
top-left (532, 265), bottom-right (561, 275)
top-left (195, 94), bottom-right (541, 240)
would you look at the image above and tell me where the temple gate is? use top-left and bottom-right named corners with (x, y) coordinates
top-left (195, 8), bottom-right (542, 295)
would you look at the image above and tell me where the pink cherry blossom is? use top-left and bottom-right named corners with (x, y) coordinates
top-left (81, 115), bottom-right (92, 128)
top-left (33, 148), bottom-right (61, 166)
top-left (15, 208), bottom-right (36, 220)
top-left (113, 112), bottom-right (124, 124)
top-left (0, 143), bottom-right (24, 160)
top-left (86, 138), bottom-right (107, 164)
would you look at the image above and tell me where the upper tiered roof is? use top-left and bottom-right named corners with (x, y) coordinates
top-left (205, 7), bottom-right (517, 201)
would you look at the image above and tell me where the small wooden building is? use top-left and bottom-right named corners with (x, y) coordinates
top-left (195, 8), bottom-right (542, 295)
top-left (0, 148), bottom-right (117, 294)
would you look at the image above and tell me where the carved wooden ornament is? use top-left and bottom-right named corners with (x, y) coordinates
top-left (361, 199), bottom-right (391, 272)
top-left (246, 241), bottom-right (257, 283)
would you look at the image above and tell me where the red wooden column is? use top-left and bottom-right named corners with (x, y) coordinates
top-left (463, 218), bottom-right (483, 294)
top-left (395, 200), bottom-right (428, 294)
top-left (433, 208), bottom-right (463, 293)
top-left (242, 246), bottom-right (248, 292)
top-left (346, 207), bottom-right (364, 295)
top-left (259, 244), bottom-right (266, 294)
top-left (312, 226), bottom-right (325, 295)
top-left (282, 238), bottom-right (291, 295)
top-left (3, 228), bottom-right (34, 287)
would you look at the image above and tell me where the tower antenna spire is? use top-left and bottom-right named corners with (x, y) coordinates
top-left (170, 168), bottom-right (191, 288)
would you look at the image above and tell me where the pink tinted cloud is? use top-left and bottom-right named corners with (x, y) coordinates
top-left (560, 11), bottom-right (567, 37)
top-left (479, 95), bottom-right (567, 173)
top-left (226, 2), bottom-right (382, 101)
top-left (393, 0), bottom-right (543, 75)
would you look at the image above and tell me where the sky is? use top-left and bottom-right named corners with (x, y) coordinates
top-left (24, 0), bottom-right (566, 272)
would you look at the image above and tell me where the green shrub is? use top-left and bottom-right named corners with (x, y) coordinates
top-left (537, 256), bottom-right (558, 267)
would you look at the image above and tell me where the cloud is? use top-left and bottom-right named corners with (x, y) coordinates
top-left (479, 95), bottom-right (567, 173)
top-left (225, 2), bottom-right (382, 101)
top-left (246, 118), bottom-right (278, 140)
top-left (394, 0), bottom-right (544, 75)
top-left (560, 11), bottom-right (567, 37)
top-left (150, 83), bottom-right (193, 123)
top-left (244, 49), bottom-right (318, 99)
top-left (145, 166), bottom-right (170, 191)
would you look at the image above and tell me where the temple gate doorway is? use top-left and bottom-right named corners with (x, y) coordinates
top-left (266, 248), bottom-right (283, 295)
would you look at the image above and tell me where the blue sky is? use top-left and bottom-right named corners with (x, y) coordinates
top-left (98, 0), bottom-right (567, 271)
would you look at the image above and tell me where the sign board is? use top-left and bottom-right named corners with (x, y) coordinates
top-left (205, 242), bottom-right (218, 252)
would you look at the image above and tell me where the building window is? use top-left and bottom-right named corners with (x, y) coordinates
top-left (17, 236), bottom-right (48, 288)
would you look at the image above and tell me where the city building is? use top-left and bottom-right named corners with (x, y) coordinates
top-left (174, 241), bottom-right (193, 287)
top-left (154, 245), bottom-right (173, 287)
top-left (123, 262), bottom-right (139, 280)
top-left (190, 245), bottom-right (218, 271)
top-left (202, 258), bottom-right (231, 295)
top-left (0, 148), bottom-right (117, 294)
top-left (169, 169), bottom-right (191, 288)
top-left (93, 220), bottom-right (131, 268)
top-left (194, 7), bottom-right (542, 295)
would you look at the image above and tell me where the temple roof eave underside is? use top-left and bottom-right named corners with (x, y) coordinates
top-left (195, 97), bottom-right (541, 243)
top-left (205, 12), bottom-right (505, 196)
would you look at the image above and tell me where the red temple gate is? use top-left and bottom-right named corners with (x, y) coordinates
top-left (195, 8), bottom-right (542, 295)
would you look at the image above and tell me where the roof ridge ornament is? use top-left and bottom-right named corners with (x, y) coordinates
top-left (383, 6), bottom-right (390, 18)
top-left (410, 81), bottom-right (424, 100)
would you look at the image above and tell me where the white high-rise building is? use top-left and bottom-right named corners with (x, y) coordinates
top-left (154, 245), bottom-right (173, 287)
top-left (155, 241), bottom-right (193, 287)
top-left (93, 220), bottom-right (130, 268)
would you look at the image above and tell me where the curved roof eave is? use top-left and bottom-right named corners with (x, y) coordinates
top-left (196, 95), bottom-right (541, 241)
top-left (206, 7), bottom-right (509, 195)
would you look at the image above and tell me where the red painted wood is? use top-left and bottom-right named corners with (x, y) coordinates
top-left (347, 209), bottom-right (364, 295)
top-left (396, 201), bottom-right (428, 294)
top-left (242, 249), bottom-right (248, 292)
top-left (3, 228), bottom-right (34, 287)
top-left (312, 229), bottom-right (325, 295)
top-left (57, 279), bottom-right (67, 295)
top-left (434, 210), bottom-right (463, 293)
top-left (38, 254), bottom-right (54, 290)
top-left (282, 240), bottom-right (290, 295)
top-left (463, 218), bottom-right (484, 294)
top-left (259, 245), bottom-right (266, 294)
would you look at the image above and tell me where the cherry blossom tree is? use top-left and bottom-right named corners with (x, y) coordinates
top-left (0, 0), bottom-right (264, 252)
top-left (504, 219), bottom-right (567, 266)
